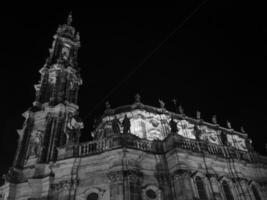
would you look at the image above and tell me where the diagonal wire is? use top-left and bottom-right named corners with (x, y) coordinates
top-left (84, 0), bottom-right (210, 120)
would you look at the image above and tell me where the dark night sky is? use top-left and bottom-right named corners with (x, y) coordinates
top-left (0, 3), bottom-right (265, 179)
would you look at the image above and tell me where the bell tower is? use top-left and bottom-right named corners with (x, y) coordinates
top-left (12, 13), bottom-right (83, 170)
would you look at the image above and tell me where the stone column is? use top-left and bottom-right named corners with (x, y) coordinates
top-left (172, 169), bottom-right (194, 200)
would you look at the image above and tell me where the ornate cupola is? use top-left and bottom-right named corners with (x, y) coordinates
top-left (11, 13), bottom-right (83, 171)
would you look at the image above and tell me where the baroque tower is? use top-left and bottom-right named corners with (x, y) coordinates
top-left (13, 13), bottom-right (83, 168)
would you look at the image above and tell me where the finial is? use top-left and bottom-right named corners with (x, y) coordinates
top-left (135, 93), bottom-right (141, 103)
top-left (158, 99), bottom-right (165, 109)
top-left (172, 99), bottom-right (177, 106)
top-left (76, 32), bottom-right (80, 41)
top-left (212, 115), bottom-right (217, 124)
top-left (226, 121), bottom-right (232, 129)
top-left (67, 12), bottom-right (73, 25)
top-left (240, 126), bottom-right (245, 133)
top-left (105, 101), bottom-right (111, 110)
top-left (196, 111), bottom-right (201, 120)
top-left (178, 105), bottom-right (184, 115)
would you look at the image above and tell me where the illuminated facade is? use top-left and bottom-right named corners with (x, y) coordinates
top-left (1, 14), bottom-right (267, 200)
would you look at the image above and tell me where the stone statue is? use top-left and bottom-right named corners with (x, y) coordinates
top-left (220, 132), bottom-right (228, 145)
top-left (245, 139), bottom-right (253, 151)
top-left (196, 111), bottom-right (201, 120)
top-left (169, 116), bottom-right (178, 133)
top-left (194, 125), bottom-right (201, 140)
top-left (66, 114), bottom-right (83, 144)
top-left (105, 101), bottom-right (111, 110)
top-left (158, 99), bottom-right (165, 109)
top-left (122, 114), bottom-right (131, 134)
top-left (135, 93), bottom-right (141, 103)
top-left (29, 130), bottom-right (43, 157)
top-left (172, 99), bottom-right (177, 106)
top-left (226, 121), bottom-right (232, 129)
top-left (179, 105), bottom-right (184, 115)
top-left (212, 115), bottom-right (217, 124)
top-left (112, 116), bottom-right (121, 134)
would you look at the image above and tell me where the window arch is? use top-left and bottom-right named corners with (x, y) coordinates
top-left (87, 192), bottom-right (99, 200)
top-left (251, 185), bottom-right (261, 200)
top-left (195, 176), bottom-right (208, 200)
top-left (222, 180), bottom-right (234, 200)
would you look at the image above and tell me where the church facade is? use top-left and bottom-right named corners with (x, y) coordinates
top-left (0, 14), bottom-right (267, 200)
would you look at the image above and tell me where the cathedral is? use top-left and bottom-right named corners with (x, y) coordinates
top-left (0, 14), bottom-right (267, 200)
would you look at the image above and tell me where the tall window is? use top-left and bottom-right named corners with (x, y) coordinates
top-left (195, 176), bottom-right (208, 200)
top-left (252, 185), bottom-right (261, 200)
top-left (222, 181), bottom-right (234, 200)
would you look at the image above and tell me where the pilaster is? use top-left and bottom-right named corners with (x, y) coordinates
top-left (172, 169), bottom-right (194, 200)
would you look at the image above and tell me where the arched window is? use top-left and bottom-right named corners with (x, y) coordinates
top-left (195, 176), bottom-right (208, 200)
top-left (87, 192), bottom-right (99, 200)
top-left (222, 181), bottom-right (234, 200)
top-left (252, 185), bottom-right (261, 200)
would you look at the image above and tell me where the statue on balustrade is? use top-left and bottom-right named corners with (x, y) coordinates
top-left (220, 132), bottom-right (228, 146)
top-left (245, 139), bottom-right (253, 151)
top-left (194, 125), bottom-right (201, 140)
top-left (122, 114), bottom-right (131, 134)
top-left (112, 116), bottom-right (121, 134)
top-left (66, 114), bottom-right (83, 144)
top-left (169, 116), bottom-right (178, 133)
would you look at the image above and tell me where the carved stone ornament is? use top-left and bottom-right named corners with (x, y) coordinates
top-left (107, 170), bottom-right (143, 183)
top-left (173, 169), bottom-right (191, 180)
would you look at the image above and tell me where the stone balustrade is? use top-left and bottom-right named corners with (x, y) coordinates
top-left (58, 133), bottom-right (263, 165)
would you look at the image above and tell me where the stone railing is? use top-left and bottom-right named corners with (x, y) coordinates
top-left (77, 135), bottom-right (163, 157)
top-left (79, 138), bottom-right (112, 156)
top-left (58, 133), bottom-right (262, 164)
top-left (172, 136), bottom-right (254, 162)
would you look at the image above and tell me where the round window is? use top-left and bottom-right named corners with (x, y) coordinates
top-left (87, 192), bottom-right (98, 200)
top-left (146, 189), bottom-right (157, 199)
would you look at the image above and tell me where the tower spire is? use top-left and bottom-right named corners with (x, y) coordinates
top-left (12, 15), bottom-right (83, 168)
